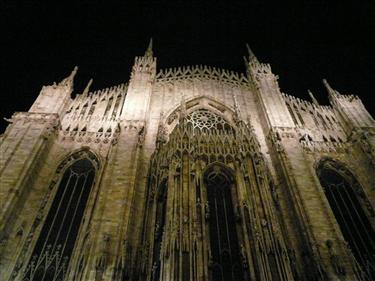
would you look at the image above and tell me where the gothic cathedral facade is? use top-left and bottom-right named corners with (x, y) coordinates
top-left (1, 41), bottom-right (374, 281)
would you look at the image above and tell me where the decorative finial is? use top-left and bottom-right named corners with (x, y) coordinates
top-left (322, 79), bottom-right (332, 91)
top-left (246, 43), bottom-right (258, 62)
top-left (71, 66), bottom-right (78, 76)
top-left (308, 89), bottom-right (319, 106)
top-left (232, 90), bottom-right (241, 120)
top-left (232, 91), bottom-right (241, 123)
top-left (145, 38), bottom-right (153, 57)
top-left (59, 66), bottom-right (78, 86)
top-left (322, 78), bottom-right (337, 100)
top-left (82, 78), bottom-right (93, 97)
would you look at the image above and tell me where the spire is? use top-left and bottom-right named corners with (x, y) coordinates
top-left (322, 79), bottom-right (332, 92)
top-left (82, 78), bottom-right (93, 97)
top-left (308, 89), bottom-right (319, 106)
top-left (59, 66), bottom-right (78, 86)
top-left (145, 38), bottom-right (153, 57)
top-left (322, 78), bottom-right (338, 100)
top-left (246, 43), bottom-right (259, 63)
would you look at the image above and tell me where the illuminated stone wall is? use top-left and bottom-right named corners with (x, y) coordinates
top-left (0, 42), bottom-right (374, 281)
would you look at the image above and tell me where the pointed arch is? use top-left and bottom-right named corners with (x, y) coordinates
top-left (22, 149), bottom-right (100, 281)
top-left (203, 163), bottom-right (244, 281)
top-left (143, 102), bottom-right (294, 281)
top-left (163, 95), bottom-right (239, 134)
top-left (316, 158), bottom-right (375, 279)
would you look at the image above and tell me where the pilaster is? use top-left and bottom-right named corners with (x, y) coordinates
top-left (87, 40), bottom-right (157, 280)
top-left (29, 67), bottom-right (76, 116)
top-left (245, 47), bottom-right (294, 129)
top-left (121, 39), bottom-right (156, 122)
top-left (0, 112), bottom-right (59, 248)
top-left (324, 79), bottom-right (375, 166)
top-left (0, 67), bottom-right (77, 241)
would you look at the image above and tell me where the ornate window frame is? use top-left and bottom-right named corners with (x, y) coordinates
top-left (315, 157), bottom-right (375, 278)
top-left (10, 149), bottom-right (102, 281)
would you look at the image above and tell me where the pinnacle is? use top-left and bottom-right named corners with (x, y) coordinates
top-left (246, 44), bottom-right (254, 57)
top-left (68, 66), bottom-right (78, 81)
top-left (322, 78), bottom-right (330, 88)
top-left (59, 66), bottom-right (78, 86)
top-left (145, 37), bottom-right (153, 57)
top-left (245, 43), bottom-right (257, 62)
top-left (308, 89), bottom-right (319, 106)
top-left (322, 79), bottom-right (334, 92)
top-left (82, 79), bottom-right (93, 96)
top-left (322, 78), bottom-right (339, 99)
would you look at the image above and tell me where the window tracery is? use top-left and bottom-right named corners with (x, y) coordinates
top-left (21, 151), bottom-right (99, 281)
top-left (186, 109), bottom-right (232, 132)
top-left (317, 159), bottom-right (375, 280)
top-left (204, 165), bottom-right (244, 281)
top-left (143, 108), bottom-right (294, 281)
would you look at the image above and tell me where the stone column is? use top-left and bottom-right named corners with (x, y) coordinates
top-left (87, 120), bottom-right (146, 281)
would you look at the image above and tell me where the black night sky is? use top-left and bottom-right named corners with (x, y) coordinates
top-left (1, 1), bottom-right (374, 133)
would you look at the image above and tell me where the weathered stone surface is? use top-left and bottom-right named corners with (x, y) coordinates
top-left (0, 43), bottom-right (374, 281)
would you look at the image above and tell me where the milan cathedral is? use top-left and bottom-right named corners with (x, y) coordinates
top-left (1, 40), bottom-right (374, 281)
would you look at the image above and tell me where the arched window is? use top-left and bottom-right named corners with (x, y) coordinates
top-left (23, 151), bottom-right (99, 281)
top-left (204, 165), bottom-right (244, 281)
top-left (317, 159), bottom-right (375, 279)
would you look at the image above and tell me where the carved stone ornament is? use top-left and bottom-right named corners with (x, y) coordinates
top-left (326, 240), bottom-right (346, 276)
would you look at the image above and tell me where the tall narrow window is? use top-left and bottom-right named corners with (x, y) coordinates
top-left (80, 103), bottom-right (88, 117)
top-left (310, 111), bottom-right (319, 127)
top-left (325, 115), bottom-right (333, 127)
top-left (23, 152), bottom-right (98, 281)
top-left (286, 103), bottom-right (298, 125)
top-left (294, 105), bottom-right (305, 126)
top-left (317, 159), bottom-right (375, 280)
top-left (317, 113), bottom-right (328, 129)
top-left (111, 95), bottom-right (122, 118)
top-left (87, 100), bottom-right (97, 117)
top-left (204, 165), bottom-right (244, 281)
top-left (104, 97), bottom-right (113, 117)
